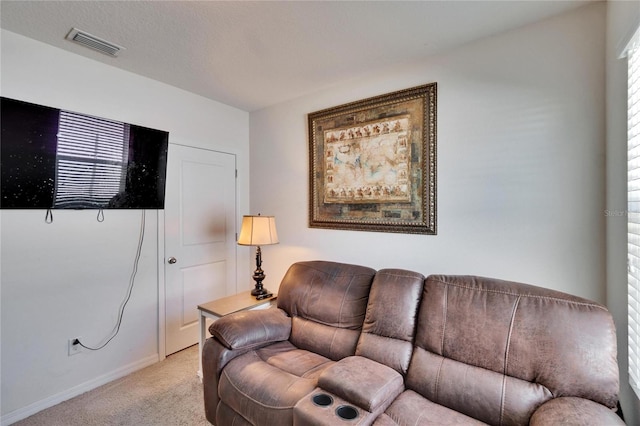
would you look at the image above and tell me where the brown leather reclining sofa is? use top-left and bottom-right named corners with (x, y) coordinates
top-left (202, 261), bottom-right (624, 425)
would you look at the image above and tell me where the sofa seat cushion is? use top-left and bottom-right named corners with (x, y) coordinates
top-left (374, 390), bottom-right (488, 425)
top-left (218, 341), bottom-right (334, 425)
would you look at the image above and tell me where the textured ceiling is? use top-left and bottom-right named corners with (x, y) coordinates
top-left (1, 0), bottom-right (594, 112)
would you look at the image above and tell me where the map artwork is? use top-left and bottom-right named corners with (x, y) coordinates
top-left (323, 116), bottom-right (410, 204)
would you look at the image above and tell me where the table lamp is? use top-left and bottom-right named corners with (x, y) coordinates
top-left (237, 214), bottom-right (279, 297)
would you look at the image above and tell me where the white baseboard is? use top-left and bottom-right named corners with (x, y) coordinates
top-left (1, 353), bottom-right (160, 426)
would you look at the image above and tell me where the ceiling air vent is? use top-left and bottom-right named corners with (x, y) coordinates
top-left (66, 28), bottom-right (125, 57)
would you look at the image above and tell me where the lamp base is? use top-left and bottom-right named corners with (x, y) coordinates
top-left (251, 286), bottom-right (270, 297)
top-left (250, 245), bottom-right (270, 299)
top-left (251, 268), bottom-right (269, 298)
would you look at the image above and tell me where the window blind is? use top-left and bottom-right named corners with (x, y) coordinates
top-left (53, 111), bottom-right (129, 208)
top-left (629, 33), bottom-right (640, 397)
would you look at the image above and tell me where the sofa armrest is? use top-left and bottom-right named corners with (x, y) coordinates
top-left (530, 397), bottom-right (625, 425)
top-left (203, 308), bottom-right (291, 424)
top-left (318, 356), bottom-right (404, 413)
top-left (209, 307), bottom-right (291, 350)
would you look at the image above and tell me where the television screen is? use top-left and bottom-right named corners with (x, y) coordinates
top-left (1, 97), bottom-right (169, 209)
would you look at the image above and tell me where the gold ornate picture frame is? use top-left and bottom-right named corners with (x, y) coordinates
top-left (308, 83), bottom-right (437, 234)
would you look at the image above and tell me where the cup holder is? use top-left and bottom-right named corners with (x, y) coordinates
top-left (336, 405), bottom-right (359, 421)
top-left (310, 393), bottom-right (358, 421)
top-left (312, 393), bottom-right (334, 407)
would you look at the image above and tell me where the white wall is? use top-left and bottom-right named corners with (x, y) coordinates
top-left (607, 1), bottom-right (640, 425)
top-left (251, 3), bottom-right (606, 300)
top-left (0, 30), bottom-right (250, 423)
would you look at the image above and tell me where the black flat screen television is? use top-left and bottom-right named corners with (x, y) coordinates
top-left (1, 97), bottom-right (169, 209)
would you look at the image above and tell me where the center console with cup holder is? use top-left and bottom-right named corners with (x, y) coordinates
top-left (294, 389), bottom-right (368, 425)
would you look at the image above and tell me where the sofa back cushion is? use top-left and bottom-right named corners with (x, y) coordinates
top-left (355, 269), bottom-right (424, 374)
top-left (407, 275), bottom-right (619, 426)
top-left (277, 261), bottom-right (376, 360)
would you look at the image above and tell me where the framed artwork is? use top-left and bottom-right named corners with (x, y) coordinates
top-left (308, 83), bottom-right (437, 234)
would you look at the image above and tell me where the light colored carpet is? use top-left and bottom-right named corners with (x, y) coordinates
top-left (14, 345), bottom-right (210, 426)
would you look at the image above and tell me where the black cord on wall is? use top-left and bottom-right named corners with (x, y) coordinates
top-left (75, 210), bottom-right (146, 351)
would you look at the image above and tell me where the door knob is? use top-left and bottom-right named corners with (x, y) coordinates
top-left (168, 257), bottom-right (177, 264)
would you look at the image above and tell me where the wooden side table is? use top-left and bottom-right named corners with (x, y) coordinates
top-left (197, 290), bottom-right (277, 380)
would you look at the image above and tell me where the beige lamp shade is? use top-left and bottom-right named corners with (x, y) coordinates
top-left (237, 215), bottom-right (279, 246)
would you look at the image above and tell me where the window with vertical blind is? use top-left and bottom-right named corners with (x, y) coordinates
top-left (628, 26), bottom-right (640, 398)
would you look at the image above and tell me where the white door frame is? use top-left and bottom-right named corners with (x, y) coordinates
top-left (158, 209), bottom-right (167, 361)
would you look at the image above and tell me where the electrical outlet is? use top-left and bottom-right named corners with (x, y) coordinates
top-left (68, 338), bottom-right (81, 356)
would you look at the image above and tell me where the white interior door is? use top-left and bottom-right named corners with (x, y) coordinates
top-left (164, 144), bottom-right (237, 355)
